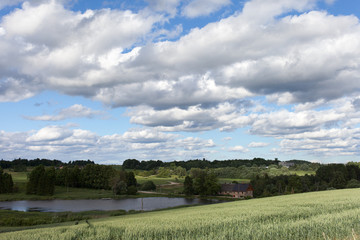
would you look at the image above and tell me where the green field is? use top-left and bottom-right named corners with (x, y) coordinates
top-left (2, 189), bottom-right (360, 239)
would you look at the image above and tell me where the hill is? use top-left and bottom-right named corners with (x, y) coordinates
top-left (2, 188), bottom-right (360, 239)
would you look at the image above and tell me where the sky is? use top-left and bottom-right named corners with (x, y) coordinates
top-left (1, 0), bottom-right (360, 164)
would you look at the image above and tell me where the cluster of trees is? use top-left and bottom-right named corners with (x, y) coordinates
top-left (111, 171), bottom-right (138, 195)
top-left (56, 164), bottom-right (139, 195)
top-left (0, 158), bottom-right (95, 170)
top-left (183, 169), bottom-right (220, 196)
top-left (251, 163), bottom-right (360, 197)
top-left (0, 167), bottom-right (13, 193)
top-left (56, 164), bottom-right (116, 190)
top-left (123, 158), bottom-right (283, 171)
top-left (26, 165), bottom-right (56, 195)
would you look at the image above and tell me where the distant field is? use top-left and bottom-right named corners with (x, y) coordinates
top-left (4, 170), bottom-right (28, 182)
top-left (2, 189), bottom-right (360, 240)
top-left (136, 175), bottom-right (184, 185)
top-left (289, 170), bottom-right (316, 176)
top-left (218, 178), bottom-right (250, 183)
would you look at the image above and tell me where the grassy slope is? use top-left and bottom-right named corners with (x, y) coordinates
top-left (2, 188), bottom-right (360, 240)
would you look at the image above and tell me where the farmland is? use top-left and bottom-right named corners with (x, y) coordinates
top-left (2, 188), bottom-right (360, 239)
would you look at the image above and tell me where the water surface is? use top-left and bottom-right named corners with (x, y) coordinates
top-left (0, 197), bottom-right (222, 212)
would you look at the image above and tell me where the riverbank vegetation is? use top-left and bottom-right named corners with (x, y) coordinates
top-left (2, 189), bottom-right (360, 240)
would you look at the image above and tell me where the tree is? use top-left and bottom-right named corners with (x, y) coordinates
top-left (183, 176), bottom-right (194, 195)
top-left (27, 165), bottom-right (45, 195)
top-left (26, 165), bottom-right (55, 195)
top-left (126, 171), bottom-right (137, 194)
top-left (122, 159), bottom-right (141, 169)
top-left (140, 181), bottom-right (156, 191)
top-left (330, 171), bottom-right (347, 189)
top-left (0, 167), bottom-right (13, 193)
top-left (346, 179), bottom-right (360, 188)
top-left (204, 172), bottom-right (220, 195)
top-left (112, 180), bottom-right (127, 195)
top-left (156, 167), bottom-right (171, 178)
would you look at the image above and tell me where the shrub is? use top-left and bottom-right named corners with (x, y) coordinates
top-left (140, 181), bottom-right (156, 191)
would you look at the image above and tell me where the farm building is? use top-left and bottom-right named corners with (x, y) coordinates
top-left (220, 183), bottom-right (253, 198)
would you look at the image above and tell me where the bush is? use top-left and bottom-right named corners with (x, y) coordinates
top-left (347, 179), bottom-right (360, 188)
top-left (127, 185), bottom-right (137, 195)
top-left (140, 181), bottom-right (156, 191)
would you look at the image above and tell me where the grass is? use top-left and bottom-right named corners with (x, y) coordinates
top-left (0, 209), bottom-right (128, 230)
top-left (289, 170), bottom-right (316, 176)
top-left (4, 170), bottom-right (28, 182)
top-left (218, 178), bottom-right (250, 184)
top-left (2, 188), bottom-right (360, 239)
top-left (136, 175), bottom-right (184, 185)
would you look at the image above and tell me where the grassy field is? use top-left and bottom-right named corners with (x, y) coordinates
top-left (218, 178), bottom-right (250, 184)
top-left (2, 188), bottom-right (360, 239)
top-left (289, 170), bottom-right (316, 176)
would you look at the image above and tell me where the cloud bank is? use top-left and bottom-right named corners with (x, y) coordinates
top-left (1, 0), bottom-right (360, 162)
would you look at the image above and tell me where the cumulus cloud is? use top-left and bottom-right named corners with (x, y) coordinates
top-left (279, 128), bottom-right (360, 156)
top-left (1, 0), bottom-right (359, 109)
top-left (0, 126), bottom-right (216, 162)
top-left (248, 142), bottom-right (270, 148)
top-left (1, 0), bottom-right (360, 160)
top-left (229, 145), bottom-right (249, 152)
top-left (24, 104), bottom-right (104, 121)
top-left (127, 101), bottom-right (252, 132)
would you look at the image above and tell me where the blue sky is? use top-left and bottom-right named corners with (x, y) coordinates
top-left (1, 0), bottom-right (360, 164)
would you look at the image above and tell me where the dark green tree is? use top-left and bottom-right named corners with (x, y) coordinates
top-left (26, 165), bottom-right (45, 194)
top-left (140, 180), bottom-right (156, 191)
top-left (26, 165), bottom-right (55, 195)
top-left (0, 167), bottom-right (13, 193)
top-left (330, 171), bottom-right (347, 189)
top-left (183, 176), bottom-right (194, 195)
top-left (126, 171), bottom-right (137, 194)
top-left (112, 180), bottom-right (127, 195)
top-left (204, 172), bottom-right (220, 195)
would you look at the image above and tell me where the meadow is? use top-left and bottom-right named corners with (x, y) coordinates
top-left (2, 188), bottom-right (360, 240)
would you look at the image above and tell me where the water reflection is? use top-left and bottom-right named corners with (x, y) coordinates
top-left (0, 198), bottom-right (222, 212)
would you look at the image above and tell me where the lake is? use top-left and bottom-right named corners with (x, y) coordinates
top-left (0, 197), bottom-right (223, 212)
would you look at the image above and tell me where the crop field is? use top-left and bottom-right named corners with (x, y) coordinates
top-left (2, 188), bottom-right (360, 240)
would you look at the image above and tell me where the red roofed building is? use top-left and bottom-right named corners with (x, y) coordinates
top-left (220, 183), bottom-right (253, 198)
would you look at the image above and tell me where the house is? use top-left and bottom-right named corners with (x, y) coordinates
top-left (220, 183), bottom-right (253, 198)
top-left (279, 161), bottom-right (295, 168)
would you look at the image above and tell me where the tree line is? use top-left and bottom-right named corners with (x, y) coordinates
top-left (251, 163), bottom-right (360, 197)
top-left (0, 158), bottom-right (95, 170)
top-left (122, 158), bottom-right (285, 170)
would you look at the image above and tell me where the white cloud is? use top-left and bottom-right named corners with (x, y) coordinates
top-left (1, 0), bottom-right (360, 109)
top-left (182, 0), bottom-right (231, 18)
top-left (127, 101), bottom-right (251, 132)
top-left (248, 142), bottom-right (270, 148)
top-left (1, 0), bottom-right (360, 161)
top-left (279, 128), bottom-right (360, 156)
top-left (24, 104), bottom-right (104, 121)
top-left (222, 137), bottom-right (232, 141)
top-left (0, 126), bottom-right (216, 162)
top-left (229, 145), bottom-right (249, 152)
